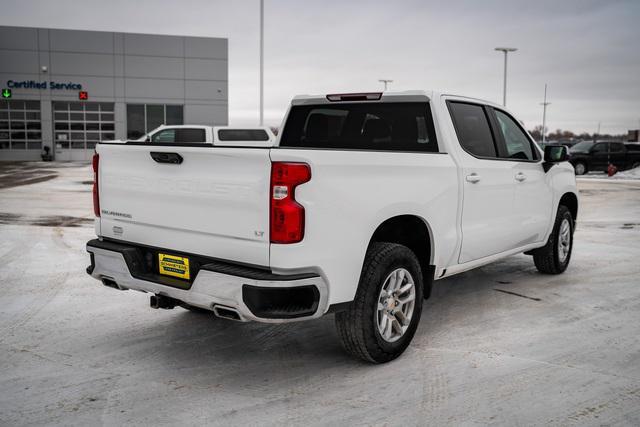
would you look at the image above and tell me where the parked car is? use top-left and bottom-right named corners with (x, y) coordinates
top-left (626, 143), bottom-right (640, 153)
top-left (86, 91), bottom-right (578, 363)
top-left (137, 124), bottom-right (214, 143)
top-left (569, 140), bottom-right (640, 175)
top-left (542, 139), bottom-right (581, 149)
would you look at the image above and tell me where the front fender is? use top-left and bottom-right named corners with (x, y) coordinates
top-left (544, 162), bottom-right (578, 241)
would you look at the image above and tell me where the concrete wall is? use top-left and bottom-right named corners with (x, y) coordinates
top-left (0, 26), bottom-right (228, 160)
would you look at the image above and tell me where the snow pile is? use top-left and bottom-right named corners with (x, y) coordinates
top-left (577, 166), bottom-right (640, 180)
top-left (612, 166), bottom-right (640, 180)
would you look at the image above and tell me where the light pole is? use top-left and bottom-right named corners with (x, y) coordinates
top-left (494, 47), bottom-right (517, 106)
top-left (540, 83), bottom-right (550, 145)
top-left (378, 79), bottom-right (393, 91)
top-left (259, 0), bottom-right (264, 125)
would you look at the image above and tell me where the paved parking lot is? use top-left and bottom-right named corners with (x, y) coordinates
top-left (0, 162), bottom-right (639, 426)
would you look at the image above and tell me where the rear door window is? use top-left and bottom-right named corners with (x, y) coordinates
top-left (279, 102), bottom-right (438, 152)
top-left (448, 102), bottom-right (497, 158)
top-left (610, 142), bottom-right (624, 152)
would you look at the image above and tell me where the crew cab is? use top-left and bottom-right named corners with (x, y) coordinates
top-left (569, 140), bottom-right (640, 175)
top-left (86, 91), bottom-right (578, 363)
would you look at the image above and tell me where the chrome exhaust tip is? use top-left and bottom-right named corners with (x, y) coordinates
top-left (101, 277), bottom-right (124, 290)
top-left (212, 305), bottom-right (243, 321)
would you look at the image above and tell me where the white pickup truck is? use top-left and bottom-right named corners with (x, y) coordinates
top-left (86, 91), bottom-right (578, 363)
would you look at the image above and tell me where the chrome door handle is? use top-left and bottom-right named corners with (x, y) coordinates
top-left (515, 172), bottom-right (527, 182)
top-left (466, 173), bottom-right (481, 183)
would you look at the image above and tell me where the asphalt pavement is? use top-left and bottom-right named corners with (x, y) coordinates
top-left (0, 162), bottom-right (639, 426)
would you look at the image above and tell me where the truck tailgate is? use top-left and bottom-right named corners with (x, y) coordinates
top-left (96, 144), bottom-right (271, 266)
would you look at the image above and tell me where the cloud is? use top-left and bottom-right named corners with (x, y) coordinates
top-left (1, 0), bottom-right (638, 133)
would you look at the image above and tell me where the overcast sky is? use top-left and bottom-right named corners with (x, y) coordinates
top-left (2, 0), bottom-right (639, 134)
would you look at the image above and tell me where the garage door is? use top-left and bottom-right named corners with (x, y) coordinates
top-left (53, 102), bottom-right (115, 161)
top-left (0, 100), bottom-right (42, 158)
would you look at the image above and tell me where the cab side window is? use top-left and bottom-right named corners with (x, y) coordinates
top-left (494, 110), bottom-right (538, 161)
top-left (150, 128), bottom-right (206, 143)
top-left (176, 128), bottom-right (206, 143)
top-left (448, 102), bottom-right (497, 158)
top-left (151, 129), bottom-right (176, 143)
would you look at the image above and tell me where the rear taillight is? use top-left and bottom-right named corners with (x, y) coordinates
top-left (92, 153), bottom-right (100, 217)
top-left (270, 162), bottom-right (311, 244)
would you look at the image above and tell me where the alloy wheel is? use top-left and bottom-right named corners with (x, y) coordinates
top-left (557, 218), bottom-right (571, 263)
top-left (375, 268), bottom-right (416, 343)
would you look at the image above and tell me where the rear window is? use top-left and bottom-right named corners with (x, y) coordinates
top-left (279, 102), bottom-right (438, 152)
top-left (218, 129), bottom-right (269, 141)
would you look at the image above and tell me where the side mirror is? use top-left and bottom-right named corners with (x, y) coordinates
top-left (543, 145), bottom-right (569, 172)
top-left (544, 145), bottom-right (569, 163)
top-left (145, 136), bottom-right (151, 143)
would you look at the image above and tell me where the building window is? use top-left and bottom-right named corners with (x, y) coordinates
top-left (126, 104), bottom-right (184, 139)
top-left (0, 100), bottom-right (42, 150)
top-left (52, 102), bottom-right (115, 150)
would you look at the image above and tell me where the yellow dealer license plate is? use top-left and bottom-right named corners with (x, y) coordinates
top-left (158, 253), bottom-right (190, 280)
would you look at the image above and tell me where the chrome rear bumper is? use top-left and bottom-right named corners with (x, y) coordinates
top-left (86, 239), bottom-right (328, 323)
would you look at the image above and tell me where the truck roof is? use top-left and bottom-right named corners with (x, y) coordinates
top-left (153, 124), bottom-right (214, 130)
top-left (291, 90), bottom-right (432, 105)
top-left (291, 90), bottom-right (503, 109)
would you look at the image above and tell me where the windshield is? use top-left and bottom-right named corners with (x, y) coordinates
top-left (570, 141), bottom-right (594, 152)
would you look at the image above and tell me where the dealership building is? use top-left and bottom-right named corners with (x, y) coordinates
top-left (0, 25), bottom-right (228, 161)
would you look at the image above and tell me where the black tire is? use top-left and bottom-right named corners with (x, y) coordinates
top-left (573, 162), bottom-right (587, 175)
top-left (532, 205), bottom-right (574, 274)
top-left (335, 242), bottom-right (423, 363)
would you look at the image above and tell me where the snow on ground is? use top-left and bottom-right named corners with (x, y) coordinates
top-left (615, 166), bottom-right (640, 179)
top-left (577, 166), bottom-right (640, 181)
top-left (1, 162), bottom-right (639, 426)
